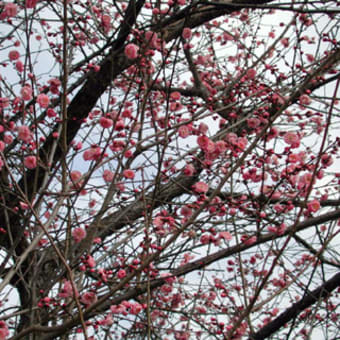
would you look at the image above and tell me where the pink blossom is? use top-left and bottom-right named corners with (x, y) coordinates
top-left (298, 172), bottom-right (314, 190)
top-left (160, 284), bottom-right (172, 295)
top-left (103, 169), bottom-right (114, 182)
top-left (72, 227), bottom-right (86, 243)
top-left (266, 127), bottom-right (279, 141)
top-left (124, 150), bottom-right (133, 158)
top-left (47, 108), bottom-right (57, 117)
top-left (237, 137), bottom-right (248, 151)
top-left (247, 118), bottom-right (261, 129)
top-left (116, 181), bottom-right (125, 192)
top-left (37, 93), bottom-right (50, 108)
top-left (219, 231), bottom-right (232, 241)
top-left (174, 331), bottom-right (190, 340)
top-left (70, 171), bottom-right (82, 185)
top-left (24, 155), bottom-right (37, 169)
top-left (114, 119), bottom-right (125, 130)
top-left (21, 86), bottom-right (32, 101)
top-left (267, 224), bottom-right (283, 235)
top-left (276, 223), bottom-right (286, 235)
top-left (153, 216), bottom-right (164, 228)
top-left (19, 202), bottom-right (28, 210)
top-left (274, 203), bottom-right (284, 213)
top-left (109, 140), bottom-right (126, 152)
top-left (281, 37), bottom-right (289, 47)
top-left (307, 199), bottom-right (320, 213)
top-left (223, 32), bottom-right (234, 42)
top-left (299, 94), bottom-right (312, 106)
top-left (101, 313), bottom-right (113, 326)
top-left (306, 54), bottom-right (314, 63)
top-left (0, 97), bottom-right (9, 109)
top-left (86, 255), bottom-right (96, 268)
top-left (122, 109), bottom-right (132, 118)
top-left (0, 321), bottom-right (9, 340)
top-left (83, 146), bottom-right (102, 161)
top-left (59, 280), bottom-right (77, 298)
top-left (123, 169), bottom-right (135, 179)
top-left (101, 14), bottom-right (111, 33)
top-left (8, 50), bottom-right (20, 61)
top-left (4, 3), bottom-right (18, 17)
top-left (197, 135), bottom-right (215, 153)
top-left (48, 78), bottom-right (61, 94)
top-left (178, 125), bottom-right (190, 138)
top-left (3, 134), bottom-right (13, 145)
top-left (246, 68), bottom-right (256, 79)
top-left (170, 91), bottom-right (181, 101)
top-left (125, 43), bottom-right (139, 59)
top-left (18, 125), bottom-right (32, 142)
top-left (198, 122), bottom-right (209, 134)
top-left (284, 132), bottom-right (300, 148)
top-left (193, 181), bottom-right (209, 193)
top-left (183, 163), bottom-right (195, 176)
top-left (117, 269), bottom-right (126, 279)
top-left (200, 234), bottom-right (211, 244)
top-left (180, 206), bottom-right (192, 217)
top-left (0, 141), bottom-right (5, 152)
top-left (80, 291), bottom-right (97, 306)
top-left (170, 102), bottom-right (182, 111)
top-left (321, 154), bottom-right (333, 167)
top-left (130, 303), bottom-right (143, 315)
top-left (16, 60), bottom-right (24, 72)
top-left (215, 140), bottom-right (227, 153)
top-left (99, 117), bottom-right (113, 128)
top-left (288, 153), bottom-right (300, 163)
top-left (26, 0), bottom-right (38, 8)
top-left (110, 303), bottom-right (127, 314)
top-left (145, 31), bottom-right (160, 49)
top-left (241, 235), bottom-right (257, 245)
top-left (228, 208), bottom-right (236, 216)
top-left (226, 132), bottom-right (238, 145)
top-left (182, 27), bottom-right (192, 40)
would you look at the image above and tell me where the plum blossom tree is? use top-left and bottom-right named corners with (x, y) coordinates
top-left (0, 0), bottom-right (339, 339)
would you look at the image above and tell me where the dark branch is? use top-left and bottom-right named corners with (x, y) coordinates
top-left (249, 271), bottom-right (340, 340)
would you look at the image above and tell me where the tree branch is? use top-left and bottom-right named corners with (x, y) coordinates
top-left (249, 271), bottom-right (340, 339)
top-left (27, 208), bottom-right (340, 340)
